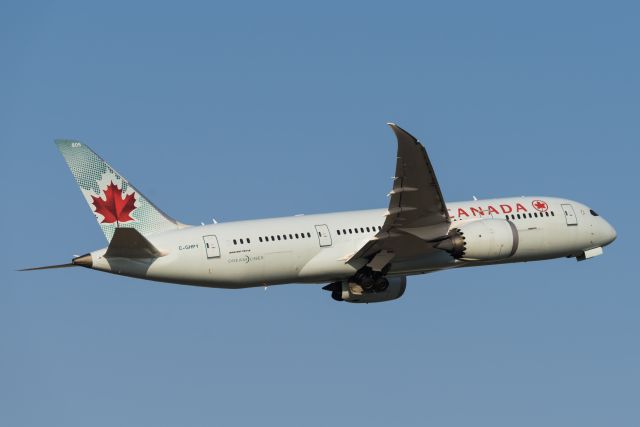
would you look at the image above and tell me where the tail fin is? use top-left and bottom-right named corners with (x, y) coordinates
top-left (56, 140), bottom-right (183, 242)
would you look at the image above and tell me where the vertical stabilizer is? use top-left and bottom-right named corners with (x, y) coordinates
top-left (56, 140), bottom-right (183, 242)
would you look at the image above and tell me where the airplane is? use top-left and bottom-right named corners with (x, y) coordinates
top-left (21, 124), bottom-right (617, 303)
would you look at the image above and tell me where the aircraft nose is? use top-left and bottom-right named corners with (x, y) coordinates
top-left (601, 219), bottom-right (617, 246)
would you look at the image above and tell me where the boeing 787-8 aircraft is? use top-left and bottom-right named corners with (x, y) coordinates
top-left (22, 124), bottom-right (616, 303)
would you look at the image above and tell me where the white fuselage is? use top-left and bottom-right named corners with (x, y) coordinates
top-left (88, 196), bottom-right (616, 288)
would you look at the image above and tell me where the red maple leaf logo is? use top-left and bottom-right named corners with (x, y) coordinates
top-left (532, 200), bottom-right (548, 212)
top-left (91, 181), bottom-right (137, 224)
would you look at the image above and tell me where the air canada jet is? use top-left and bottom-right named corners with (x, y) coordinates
top-left (22, 124), bottom-right (616, 303)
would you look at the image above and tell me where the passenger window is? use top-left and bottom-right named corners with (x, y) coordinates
top-left (343, 229), bottom-right (346, 234)
top-left (233, 239), bottom-right (237, 245)
top-left (551, 211), bottom-right (555, 216)
top-left (349, 229), bottom-right (353, 234)
top-left (366, 227), bottom-right (370, 232)
top-left (277, 235), bottom-right (281, 240)
top-left (289, 234), bottom-right (293, 239)
top-left (360, 227), bottom-right (364, 233)
top-left (283, 235), bottom-right (287, 240)
top-left (240, 239), bottom-right (244, 244)
top-left (354, 228), bottom-right (359, 234)
top-left (545, 212), bottom-right (549, 217)
top-left (307, 232), bottom-right (311, 238)
top-left (337, 230), bottom-right (341, 235)
top-left (295, 233), bottom-right (299, 238)
top-left (247, 238), bottom-right (251, 244)
top-left (517, 214), bottom-right (521, 219)
top-left (259, 237), bottom-right (263, 242)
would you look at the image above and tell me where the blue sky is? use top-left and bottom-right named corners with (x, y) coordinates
top-left (1, 1), bottom-right (638, 426)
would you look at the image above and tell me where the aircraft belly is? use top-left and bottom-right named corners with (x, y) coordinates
top-left (512, 227), bottom-right (549, 259)
top-left (298, 246), bottom-right (362, 282)
top-left (387, 251), bottom-right (456, 276)
top-left (513, 222), bottom-right (578, 259)
top-left (202, 246), bottom-right (320, 287)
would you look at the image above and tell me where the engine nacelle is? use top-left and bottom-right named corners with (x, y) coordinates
top-left (328, 276), bottom-right (407, 303)
top-left (435, 219), bottom-right (519, 261)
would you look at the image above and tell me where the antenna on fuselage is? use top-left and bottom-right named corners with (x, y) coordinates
top-left (473, 195), bottom-right (478, 201)
top-left (212, 218), bottom-right (218, 224)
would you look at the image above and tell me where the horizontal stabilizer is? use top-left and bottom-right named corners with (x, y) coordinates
top-left (104, 228), bottom-right (164, 258)
top-left (18, 263), bottom-right (77, 272)
top-left (18, 254), bottom-right (92, 271)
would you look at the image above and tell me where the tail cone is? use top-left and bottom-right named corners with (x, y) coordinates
top-left (72, 253), bottom-right (93, 268)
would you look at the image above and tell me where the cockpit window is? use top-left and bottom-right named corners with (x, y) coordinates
top-left (590, 209), bottom-right (599, 216)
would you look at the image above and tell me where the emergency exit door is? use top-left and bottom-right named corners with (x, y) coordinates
top-left (314, 224), bottom-right (332, 247)
top-left (561, 204), bottom-right (578, 226)
top-left (203, 235), bottom-right (221, 258)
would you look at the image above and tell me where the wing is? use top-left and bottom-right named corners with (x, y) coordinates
top-left (348, 123), bottom-right (451, 268)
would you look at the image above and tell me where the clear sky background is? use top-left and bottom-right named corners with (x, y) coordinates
top-left (1, 1), bottom-right (638, 426)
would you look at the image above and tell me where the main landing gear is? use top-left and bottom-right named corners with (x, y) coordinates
top-left (353, 266), bottom-right (389, 293)
top-left (322, 267), bottom-right (391, 301)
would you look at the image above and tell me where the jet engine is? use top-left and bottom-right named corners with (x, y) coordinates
top-left (324, 276), bottom-right (407, 303)
top-left (435, 219), bottom-right (519, 261)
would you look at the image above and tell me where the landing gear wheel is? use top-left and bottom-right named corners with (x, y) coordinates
top-left (354, 268), bottom-right (375, 292)
top-left (353, 267), bottom-right (390, 293)
top-left (373, 277), bottom-right (389, 292)
top-left (360, 276), bottom-right (375, 292)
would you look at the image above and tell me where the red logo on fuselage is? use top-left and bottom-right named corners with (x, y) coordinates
top-left (532, 200), bottom-right (548, 212)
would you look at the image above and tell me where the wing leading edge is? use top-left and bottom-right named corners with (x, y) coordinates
top-left (348, 123), bottom-right (451, 267)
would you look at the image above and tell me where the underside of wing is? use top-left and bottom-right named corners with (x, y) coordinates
top-left (385, 123), bottom-right (449, 230)
top-left (348, 123), bottom-right (451, 267)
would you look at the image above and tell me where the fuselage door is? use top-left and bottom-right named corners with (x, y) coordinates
top-left (203, 234), bottom-right (221, 258)
top-left (561, 204), bottom-right (578, 226)
top-left (314, 224), bottom-right (332, 247)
